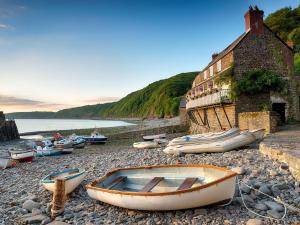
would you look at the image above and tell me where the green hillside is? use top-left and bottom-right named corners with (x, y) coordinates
top-left (265, 5), bottom-right (300, 75)
top-left (6, 111), bottom-right (55, 119)
top-left (55, 71), bottom-right (198, 118)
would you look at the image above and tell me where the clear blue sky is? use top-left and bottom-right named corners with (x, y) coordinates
top-left (0, 0), bottom-right (299, 112)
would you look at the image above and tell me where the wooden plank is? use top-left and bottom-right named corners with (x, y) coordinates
top-left (140, 177), bottom-right (163, 192)
top-left (177, 178), bottom-right (198, 190)
top-left (222, 105), bottom-right (232, 128)
top-left (51, 178), bottom-right (66, 219)
top-left (106, 176), bottom-right (127, 190)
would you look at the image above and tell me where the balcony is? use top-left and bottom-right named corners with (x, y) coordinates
top-left (186, 89), bottom-right (232, 110)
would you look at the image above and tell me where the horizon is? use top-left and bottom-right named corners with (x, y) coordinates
top-left (1, 0), bottom-right (299, 113)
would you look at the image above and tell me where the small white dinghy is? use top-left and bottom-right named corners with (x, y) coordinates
top-left (86, 164), bottom-right (237, 211)
top-left (9, 149), bottom-right (35, 162)
top-left (41, 168), bottom-right (86, 194)
top-left (168, 128), bottom-right (240, 146)
top-left (133, 139), bottom-right (168, 149)
top-left (164, 131), bottom-right (258, 155)
top-left (143, 133), bottom-right (166, 141)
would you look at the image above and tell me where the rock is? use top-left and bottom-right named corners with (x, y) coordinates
top-left (240, 183), bottom-right (251, 194)
top-left (254, 203), bottom-right (268, 211)
top-left (243, 195), bottom-right (255, 203)
top-left (41, 217), bottom-right (51, 225)
top-left (24, 214), bottom-right (47, 224)
top-left (267, 210), bottom-right (283, 219)
top-left (22, 200), bottom-right (40, 212)
top-left (258, 185), bottom-right (271, 196)
top-left (47, 222), bottom-right (70, 225)
top-left (264, 201), bottom-right (284, 212)
top-left (194, 208), bottom-right (207, 215)
top-left (232, 167), bottom-right (246, 175)
top-left (246, 219), bottom-right (263, 225)
top-left (31, 208), bottom-right (42, 216)
top-left (128, 210), bottom-right (136, 216)
top-left (269, 170), bottom-right (278, 176)
top-left (295, 187), bottom-right (300, 193)
top-left (280, 164), bottom-right (289, 170)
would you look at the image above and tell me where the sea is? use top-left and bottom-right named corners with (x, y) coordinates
top-left (15, 119), bottom-right (135, 134)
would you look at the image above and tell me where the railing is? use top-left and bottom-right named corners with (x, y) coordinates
top-left (186, 89), bottom-right (232, 109)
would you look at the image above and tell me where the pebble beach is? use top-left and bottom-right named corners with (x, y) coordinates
top-left (1, 132), bottom-right (300, 225)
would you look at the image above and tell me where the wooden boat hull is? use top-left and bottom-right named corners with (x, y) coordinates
top-left (41, 168), bottom-right (86, 194)
top-left (164, 132), bottom-right (256, 154)
top-left (86, 164), bottom-right (237, 211)
top-left (133, 141), bottom-right (160, 149)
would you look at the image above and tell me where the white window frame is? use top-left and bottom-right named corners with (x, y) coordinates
top-left (210, 66), bottom-right (214, 77)
top-left (204, 70), bottom-right (207, 80)
top-left (217, 60), bottom-right (222, 72)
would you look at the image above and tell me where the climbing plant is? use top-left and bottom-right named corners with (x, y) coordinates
top-left (215, 67), bottom-right (289, 100)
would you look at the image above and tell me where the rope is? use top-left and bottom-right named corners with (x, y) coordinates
top-left (237, 178), bottom-right (289, 224)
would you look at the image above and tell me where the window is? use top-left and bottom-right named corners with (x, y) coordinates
top-left (204, 70), bottom-right (207, 80)
top-left (217, 60), bottom-right (222, 72)
top-left (210, 66), bottom-right (214, 77)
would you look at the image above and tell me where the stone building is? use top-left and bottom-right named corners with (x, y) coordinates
top-left (185, 6), bottom-right (300, 134)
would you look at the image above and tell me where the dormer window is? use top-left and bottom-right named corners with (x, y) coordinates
top-left (210, 66), bottom-right (214, 77)
top-left (204, 70), bottom-right (208, 80)
top-left (217, 60), bottom-right (222, 72)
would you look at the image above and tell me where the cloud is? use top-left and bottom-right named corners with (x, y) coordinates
top-left (0, 2), bottom-right (27, 19)
top-left (0, 95), bottom-right (72, 113)
top-left (0, 23), bottom-right (14, 30)
top-left (82, 96), bottom-right (121, 104)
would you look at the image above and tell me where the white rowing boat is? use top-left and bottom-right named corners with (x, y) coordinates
top-left (41, 168), bottom-right (86, 194)
top-left (86, 164), bottom-right (237, 211)
top-left (0, 157), bottom-right (16, 169)
top-left (164, 131), bottom-right (256, 155)
top-left (9, 150), bottom-right (35, 162)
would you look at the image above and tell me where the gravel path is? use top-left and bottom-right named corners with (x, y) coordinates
top-left (0, 136), bottom-right (299, 225)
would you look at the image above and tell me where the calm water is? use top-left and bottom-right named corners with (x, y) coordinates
top-left (15, 119), bottom-right (134, 133)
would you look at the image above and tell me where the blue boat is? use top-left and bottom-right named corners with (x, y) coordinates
top-left (83, 132), bottom-right (107, 144)
top-left (35, 146), bottom-right (62, 157)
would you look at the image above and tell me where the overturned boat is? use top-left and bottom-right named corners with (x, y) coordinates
top-left (168, 128), bottom-right (240, 146)
top-left (41, 168), bottom-right (86, 194)
top-left (164, 130), bottom-right (262, 155)
top-left (86, 164), bottom-right (237, 211)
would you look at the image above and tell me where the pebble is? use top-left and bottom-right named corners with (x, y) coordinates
top-left (24, 214), bottom-right (47, 224)
top-left (254, 203), bottom-right (268, 211)
top-left (258, 185), bottom-right (271, 196)
top-left (267, 210), bottom-right (283, 219)
top-left (246, 219), bottom-right (263, 225)
top-left (22, 200), bottom-right (40, 212)
top-left (232, 166), bottom-right (246, 175)
top-left (264, 201), bottom-right (284, 212)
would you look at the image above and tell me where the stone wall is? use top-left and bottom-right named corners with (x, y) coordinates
top-left (189, 104), bottom-right (236, 134)
top-left (238, 111), bottom-right (279, 133)
top-left (233, 26), bottom-right (300, 121)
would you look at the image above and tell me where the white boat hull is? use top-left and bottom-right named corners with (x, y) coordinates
top-left (0, 158), bottom-right (16, 169)
top-left (10, 151), bottom-right (35, 160)
top-left (164, 132), bottom-right (256, 154)
top-left (42, 168), bottom-right (86, 194)
top-left (86, 164), bottom-right (237, 211)
top-left (133, 141), bottom-right (160, 149)
top-left (143, 133), bottom-right (166, 141)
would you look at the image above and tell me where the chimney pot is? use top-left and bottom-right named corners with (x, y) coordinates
top-left (244, 5), bottom-right (264, 34)
top-left (212, 53), bottom-right (219, 60)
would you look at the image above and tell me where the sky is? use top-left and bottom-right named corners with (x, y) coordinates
top-left (0, 0), bottom-right (299, 113)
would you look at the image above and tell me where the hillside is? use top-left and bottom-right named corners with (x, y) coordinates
top-left (6, 111), bottom-right (55, 119)
top-left (55, 72), bottom-right (198, 118)
top-left (265, 5), bottom-right (300, 75)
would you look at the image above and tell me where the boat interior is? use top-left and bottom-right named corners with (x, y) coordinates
top-left (49, 169), bottom-right (80, 180)
top-left (95, 166), bottom-right (233, 193)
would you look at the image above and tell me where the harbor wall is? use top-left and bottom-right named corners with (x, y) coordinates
top-left (0, 111), bottom-right (20, 141)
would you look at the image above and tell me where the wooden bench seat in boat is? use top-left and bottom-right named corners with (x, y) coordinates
top-left (106, 176), bottom-right (127, 190)
top-left (177, 177), bottom-right (198, 190)
top-left (140, 177), bottom-right (164, 192)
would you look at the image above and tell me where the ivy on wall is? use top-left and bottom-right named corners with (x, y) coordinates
top-left (215, 67), bottom-right (288, 100)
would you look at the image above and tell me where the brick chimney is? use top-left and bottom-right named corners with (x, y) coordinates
top-left (212, 53), bottom-right (219, 60)
top-left (244, 6), bottom-right (264, 34)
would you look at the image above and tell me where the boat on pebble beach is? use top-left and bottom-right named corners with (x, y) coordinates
top-left (86, 164), bottom-right (237, 211)
top-left (133, 139), bottom-right (168, 149)
top-left (9, 149), bottom-right (35, 162)
top-left (35, 146), bottom-right (62, 157)
top-left (0, 157), bottom-right (17, 169)
top-left (41, 168), bottom-right (86, 194)
top-left (83, 132), bottom-right (107, 144)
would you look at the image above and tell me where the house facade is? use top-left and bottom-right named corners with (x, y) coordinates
top-left (185, 6), bottom-right (300, 133)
